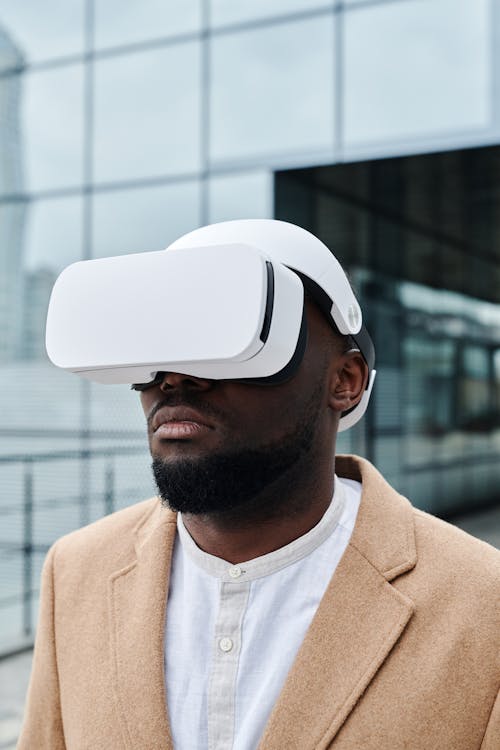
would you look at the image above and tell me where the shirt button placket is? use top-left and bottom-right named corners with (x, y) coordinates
top-left (208, 579), bottom-right (250, 750)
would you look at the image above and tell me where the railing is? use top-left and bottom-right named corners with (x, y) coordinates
top-left (0, 443), bottom-right (150, 658)
top-left (3, 433), bottom-right (499, 660)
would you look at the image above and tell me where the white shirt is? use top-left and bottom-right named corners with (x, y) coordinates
top-left (164, 476), bottom-right (362, 750)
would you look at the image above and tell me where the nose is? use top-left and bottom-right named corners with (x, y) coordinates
top-left (158, 371), bottom-right (213, 392)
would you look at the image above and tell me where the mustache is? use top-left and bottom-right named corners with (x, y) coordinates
top-left (146, 392), bottom-right (226, 430)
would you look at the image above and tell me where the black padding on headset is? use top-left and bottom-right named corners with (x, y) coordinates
top-left (351, 324), bottom-right (375, 374)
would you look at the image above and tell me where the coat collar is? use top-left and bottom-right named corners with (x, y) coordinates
top-left (336, 454), bottom-right (417, 581)
top-left (107, 455), bottom-right (417, 749)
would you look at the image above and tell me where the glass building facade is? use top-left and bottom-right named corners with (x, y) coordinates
top-left (0, 0), bottom-right (499, 654)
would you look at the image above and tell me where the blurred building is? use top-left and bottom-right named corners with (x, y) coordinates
top-left (0, 26), bottom-right (25, 363)
top-left (0, 0), bottom-right (499, 654)
top-left (20, 266), bottom-right (56, 360)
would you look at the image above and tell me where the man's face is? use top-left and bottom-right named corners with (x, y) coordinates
top-left (139, 300), bottom-right (356, 518)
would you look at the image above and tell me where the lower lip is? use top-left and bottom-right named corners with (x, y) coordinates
top-left (154, 421), bottom-right (210, 439)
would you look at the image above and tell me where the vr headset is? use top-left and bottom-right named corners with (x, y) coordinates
top-left (46, 219), bottom-right (376, 432)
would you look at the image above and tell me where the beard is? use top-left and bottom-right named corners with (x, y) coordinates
top-left (151, 383), bottom-right (324, 521)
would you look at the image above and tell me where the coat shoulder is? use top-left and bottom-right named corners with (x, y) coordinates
top-left (50, 497), bottom-right (173, 572)
top-left (340, 453), bottom-right (500, 588)
top-left (412, 506), bottom-right (500, 583)
top-left (404, 507), bottom-right (500, 643)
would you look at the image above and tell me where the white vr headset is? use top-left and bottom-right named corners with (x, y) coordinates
top-left (46, 219), bottom-right (376, 431)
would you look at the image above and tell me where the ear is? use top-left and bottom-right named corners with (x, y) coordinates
top-left (328, 351), bottom-right (369, 414)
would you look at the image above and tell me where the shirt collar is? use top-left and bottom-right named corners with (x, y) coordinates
top-left (176, 476), bottom-right (346, 583)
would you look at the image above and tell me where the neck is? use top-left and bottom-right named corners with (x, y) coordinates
top-left (181, 451), bottom-right (336, 564)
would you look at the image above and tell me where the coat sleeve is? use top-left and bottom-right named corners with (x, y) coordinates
top-left (480, 688), bottom-right (500, 750)
top-left (17, 542), bottom-right (66, 749)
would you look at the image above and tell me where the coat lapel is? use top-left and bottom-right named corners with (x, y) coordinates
top-left (258, 456), bottom-right (417, 750)
top-left (107, 500), bottom-right (177, 750)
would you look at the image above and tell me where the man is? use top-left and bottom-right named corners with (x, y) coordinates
top-left (19, 220), bottom-right (499, 749)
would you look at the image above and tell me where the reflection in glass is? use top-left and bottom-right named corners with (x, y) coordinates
top-left (210, 16), bottom-right (334, 163)
top-left (344, 0), bottom-right (491, 146)
top-left (494, 350), bottom-right (500, 382)
top-left (3, 197), bottom-right (83, 363)
top-left (463, 345), bottom-right (489, 379)
top-left (0, 70), bottom-right (24, 197)
top-left (210, 0), bottom-right (330, 27)
top-left (22, 196), bottom-right (83, 362)
top-left (93, 43), bottom-right (201, 183)
top-left (0, 203), bottom-right (26, 363)
top-left (0, 1), bottom-right (84, 72)
top-left (459, 345), bottom-right (492, 429)
top-left (24, 195), bottom-right (83, 274)
top-left (280, 149), bottom-right (500, 304)
top-left (404, 336), bottom-right (455, 438)
top-left (0, 23), bottom-right (24, 74)
top-left (15, 64), bottom-right (84, 194)
top-left (277, 149), bottom-right (500, 514)
top-left (208, 170), bottom-right (272, 223)
top-left (95, 0), bottom-right (201, 49)
top-left (91, 180), bottom-right (201, 258)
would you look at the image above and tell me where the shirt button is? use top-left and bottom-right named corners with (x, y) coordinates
top-left (228, 565), bottom-right (242, 579)
top-left (219, 637), bottom-right (233, 653)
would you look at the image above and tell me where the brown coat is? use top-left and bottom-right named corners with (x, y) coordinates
top-left (18, 455), bottom-right (500, 749)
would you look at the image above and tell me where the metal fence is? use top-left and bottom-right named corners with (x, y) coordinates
top-left (0, 443), bottom-right (151, 657)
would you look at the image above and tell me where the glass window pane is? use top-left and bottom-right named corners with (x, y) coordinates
top-left (494, 350), bottom-right (500, 381)
top-left (459, 344), bottom-right (491, 426)
top-left (91, 180), bottom-right (201, 258)
top-left (0, 1), bottom-right (85, 71)
top-left (95, 0), bottom-right (201, 50)
top-left (0, 196), bottom-right (82, 365)
top-left (0, 73), bottom-right (24, 196)
top-left (463, 345), bottom-right (489, 379)
top-left (0, 195), bottom-right (84, 440)
top-left (24, 196), bottom-right (83, 274)
top-left (23, 196), bottom-right (83, 362)
top-left (403, 335), bottom-right (455, 439)
top-left (3, 64), bottom-right (85, 195)
top-left (344, 0), bottom-right (491, 147)
top-left (208, 170), bottom-right (272, 223)
top-left (93, 44), bottom-right (201, 183)
top-left (0, 202), bottom-right (28, 363)
top-left (210, 16), bottom-right (335, 163)
top-left (210, 0), bottom-right (330, 27)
